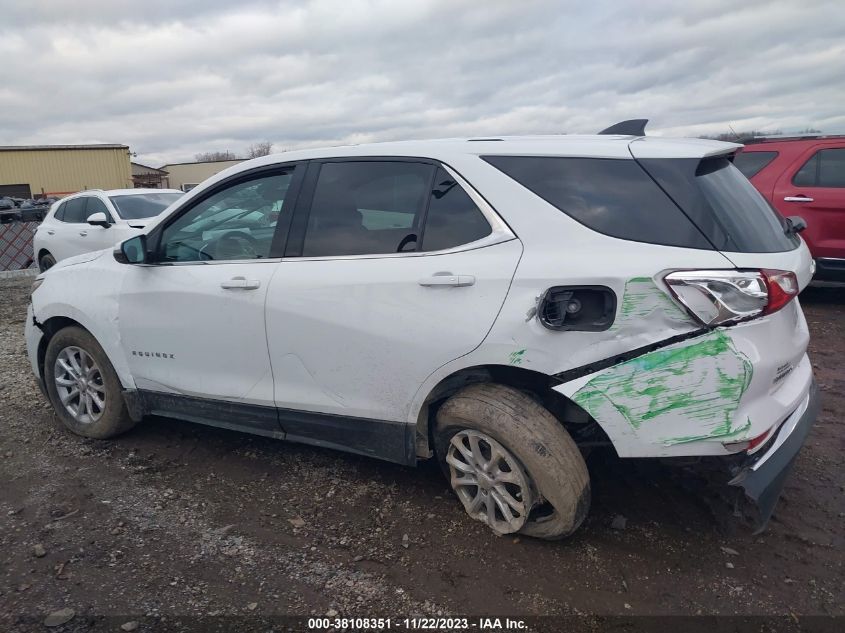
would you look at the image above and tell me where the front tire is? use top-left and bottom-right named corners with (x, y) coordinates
top-left (44, 326), bottom-right (137, 439)
top-left (38, 252), bottom-right (56, 272)
top-left (435, 383), bottom-right (590, 540)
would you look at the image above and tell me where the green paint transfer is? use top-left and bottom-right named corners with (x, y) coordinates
top-left (572, 330), bottom-right (753, 444)
top-left (612, 277), bottom-right (692, 329)
top-left (663, 418), bottom-right (752, 446)
top-left (509, 349), bottom-right (526, 365)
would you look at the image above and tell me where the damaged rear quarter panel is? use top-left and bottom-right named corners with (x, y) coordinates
top-left (569, 330), bottom-right (753, 447)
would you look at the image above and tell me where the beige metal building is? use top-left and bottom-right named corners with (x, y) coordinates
top-left (0, 144), bottom-right (133, 199)
top-left (160, 159), bottom-right (243, 192)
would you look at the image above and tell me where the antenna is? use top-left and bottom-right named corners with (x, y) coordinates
top-left (598, 119), bottom-right (648, 136)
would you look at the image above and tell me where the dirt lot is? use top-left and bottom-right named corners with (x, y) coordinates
top-left (1, 276), bottom-right (843, 631)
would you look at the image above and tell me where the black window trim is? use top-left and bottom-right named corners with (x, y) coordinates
top-left (143, 161), bottom-right (306, 266)
top-left (284, 156), bottom-right (514, 261)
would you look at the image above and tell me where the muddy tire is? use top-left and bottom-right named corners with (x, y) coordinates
top-left (435, 383), bottom-right (590, 540)
top-left (38, 252), bottom-right (56, 272)
top-left (44, 326), bottom-right (137, 439)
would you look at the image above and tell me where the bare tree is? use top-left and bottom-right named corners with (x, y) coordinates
top-left (700, 127), bottom-right (822, 142)
top-left (194, 150), bottom-right (240, 162)
top-left (699, 130), bottom-right (781, 142)
top-left (246, 141), bottom-right (273, 158)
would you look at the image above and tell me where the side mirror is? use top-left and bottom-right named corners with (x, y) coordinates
top-left (785, 215), bottom-right (807, 234)
top-left (86, 212), bottom-right (111, 228)
top-left (114, 235), bottom-right (148, 265)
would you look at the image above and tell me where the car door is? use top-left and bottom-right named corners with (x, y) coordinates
top-left (117, 164), bottom-right (303, 433)
top-left (773, 145), bottom-right (845, 261)
top-left (265, 159), bottom-right (521, 459)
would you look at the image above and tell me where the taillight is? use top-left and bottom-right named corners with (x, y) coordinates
top-left (746, 427), bottom-right (773, 453)
top-left (664, 269), bottom-right (797, 326)
top-left (761, 269), bottom-right (799, 315)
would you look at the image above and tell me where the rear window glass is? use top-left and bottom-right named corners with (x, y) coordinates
top-left (733, 151), bottom-right (778, 178)
top-left (482, 155), bottom-right (711, 249)
top-left (640, 157), bottom-right (799, 253)
top-left (109, 192), bottom-right (182, 220)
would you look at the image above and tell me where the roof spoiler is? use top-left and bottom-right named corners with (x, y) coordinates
top-left (598, 119), bottom-right (648, 136)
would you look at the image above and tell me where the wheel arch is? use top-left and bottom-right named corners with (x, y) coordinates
top-left (36, 316), bottom-right (92, 383)
top-left (413, 363), bottom-right (607, 460)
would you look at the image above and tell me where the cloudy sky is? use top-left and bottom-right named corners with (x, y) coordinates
top-left (1, 0), bottom-right (843, 166)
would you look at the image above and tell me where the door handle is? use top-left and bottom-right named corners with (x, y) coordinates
top-left (418, 273), bottom-right (476, 287)
top-left (47, 230), bottom-right (55, 235)
top-left (784, 195), bottom-right (814, 203)
top-left (220, 277), bottom-right (261, 290)
top-left (78, 231), bottom-right (88, 237)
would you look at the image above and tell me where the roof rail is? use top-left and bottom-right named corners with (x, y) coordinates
top-left (742, 133), bottom-right (845, 144)
top-left (598, 119), bottom-right (648, 136)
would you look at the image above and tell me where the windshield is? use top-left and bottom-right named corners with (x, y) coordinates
top-left (109, 192), bottom-right (182, 220)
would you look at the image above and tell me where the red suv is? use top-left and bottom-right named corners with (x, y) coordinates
top-left (735, 136), bottom-right (845, 282)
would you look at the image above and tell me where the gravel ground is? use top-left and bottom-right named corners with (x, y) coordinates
top-left (1, 277), bottom-right (842, 631)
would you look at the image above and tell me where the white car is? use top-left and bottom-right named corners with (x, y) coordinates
top-left (26, 123), bottom-right (819, 539)
top-left (33, 188), bottom-right (183, 271)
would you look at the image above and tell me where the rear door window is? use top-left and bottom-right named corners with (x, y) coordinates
top-left (793, 148), bottom-right (845, 188)
top-left (298, 161), bottom-right (494, 257)
top-left (818, 149), bottom-right (845, 187)
top-left (482, 155), bottom-right (711, 249)
top-left (733, 151), bottom-right (778, 178)
top-left (300, 161), bottom-right (432, 257)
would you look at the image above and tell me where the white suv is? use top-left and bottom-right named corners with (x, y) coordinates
top-left (25, 126), bottom-right (819, 539)
top-left (33, 188), bottom-right (182, 271)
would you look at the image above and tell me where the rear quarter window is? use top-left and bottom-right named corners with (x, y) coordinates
top-left (733, 150), bottom-right (778, 178)
top-left (482, 155), bottom-right (712, 249)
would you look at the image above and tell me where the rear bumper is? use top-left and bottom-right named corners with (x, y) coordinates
top-left (728, 379), bottom-right (820, 532)
top-left (814, 257), bottom-right (845, 282)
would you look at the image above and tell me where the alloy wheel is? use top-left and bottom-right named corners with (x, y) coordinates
top-left (446, 429), bottom-right (534, 534)
top-left (53, 346), bottom-right (106, 424)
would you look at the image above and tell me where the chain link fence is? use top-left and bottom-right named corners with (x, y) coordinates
top-left (0, 221), bottom-right (39, 271)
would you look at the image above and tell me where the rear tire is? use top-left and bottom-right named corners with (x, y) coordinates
top-left (44, 326), bottom-right (137, 439)
top-left (38, 252), bottom-right (56, 272)
top-left (435, 383), bottom-right (590, 540)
